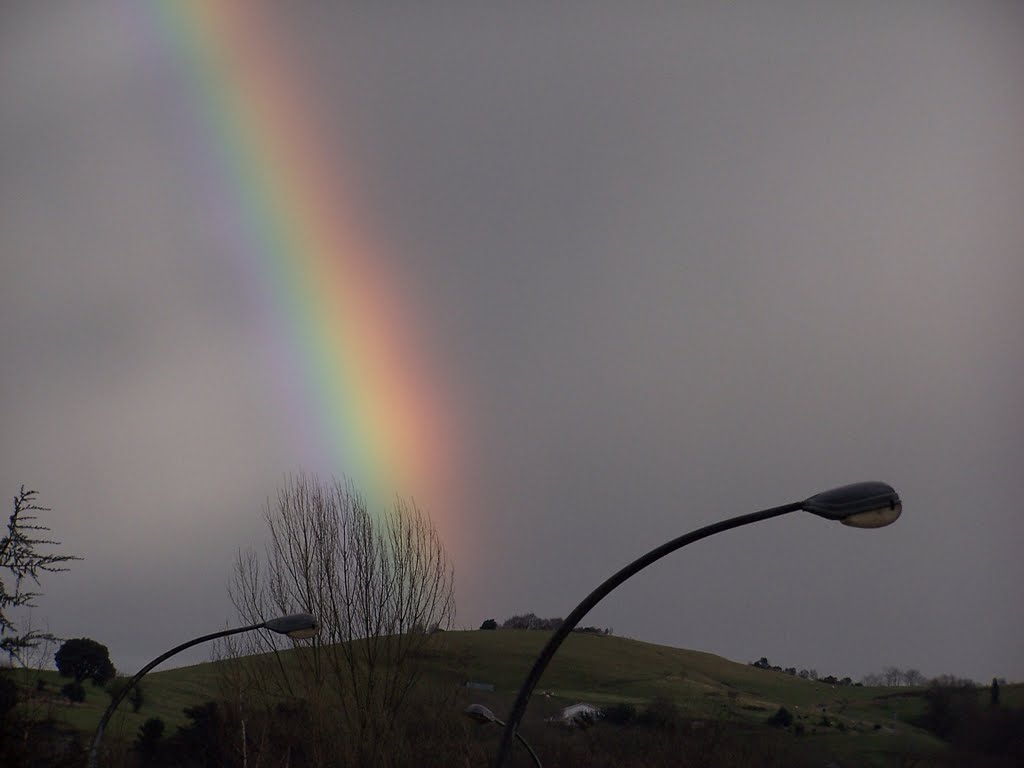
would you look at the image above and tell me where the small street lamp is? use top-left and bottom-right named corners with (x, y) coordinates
top-left (88, 612), bottom-right (319, 768)
top-left (493, 482), bottom-right (901, 767)
top-left (465, 704), bottom-right (542, 768)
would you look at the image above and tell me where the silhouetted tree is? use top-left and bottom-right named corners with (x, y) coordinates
top-left (107, 676), bottom-right (144, 712)
top-left (921, 677), bottom-right (978, 741)
top-left (1, 487), bottom-right (80, 663)
top-left (55, 637), bottom-right (115, 685)
top-left (135, 717), bottom-right (165, 762)
top-left (883, 666), bottom-right (904, 686)
top-left (573, 625), bottom-right (613, 635)
top-left (902, 668), bottom-right (926, 686)
top-left (990, 677), bottom-right (1000, 707)
top-left (168, 702), bottom-right (224, 768)
top-left (0, 672), bottom-right (17, 715)
top-left (226, 474), bottom-right (455, 766)
top-left (480, 618), bottom-right (497, 630)
top-left (502, 612), bottom-right (540, 629)
top-left (767, 706), bottom-right (793, 728)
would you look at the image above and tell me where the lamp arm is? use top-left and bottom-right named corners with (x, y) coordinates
top-left (88, 621), bottom-right (264, 768)
top-left (494, 500), bottom-right (804, 767)
top-left (489, 715), bottom-right (542, 768)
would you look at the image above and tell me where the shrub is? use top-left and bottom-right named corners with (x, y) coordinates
top-left (136, 717), bottom-right (165, 759)
top-left (573, 626), bottom-right (613, 636)
top-left (638, 696), bottom-right (679, 730)
top-left (0, 673), bottom-right (17, 715)
top-left (767, 707), bottom-right (793, 728)
top-left (107, 677), bottom-right (145, 713)
top-left (61, 680), bottom-right (85, 703)
top-left (602, 702), bottom-right (637, 725)
top-left (479, 619), bottom-right (497, 630)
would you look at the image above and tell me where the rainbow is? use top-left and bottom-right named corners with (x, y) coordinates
top-left (153, 1), bottom-right (456, 520)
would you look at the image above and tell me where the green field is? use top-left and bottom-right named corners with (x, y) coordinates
top-left (12, 630), bottom-right (1020, 766)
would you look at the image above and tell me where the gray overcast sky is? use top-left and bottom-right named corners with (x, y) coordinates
top-left (2, 1), bottom-right (1023, 683)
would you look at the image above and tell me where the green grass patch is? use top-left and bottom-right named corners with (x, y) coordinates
top-left (11, 630), bottom-right (1018, 766)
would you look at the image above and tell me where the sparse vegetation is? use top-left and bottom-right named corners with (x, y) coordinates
top-left (767, 706), bottom-right (793, 728)
top-left (1, 487), bottom-right (80, 664)
top-left (496, 612), bottom-right (612, 635)
top-left (4, 630), bottom-right (1022, 766)
top-left (602, 701), bottom-right (637, 725)
top-left (107, 676), bottom-right (145, 713)
top-left (61, 679), bottom-right (85, 703)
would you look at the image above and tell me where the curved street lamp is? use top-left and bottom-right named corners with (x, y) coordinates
top-left (491, 481), bottom-right (901, 768)
top-left (88, 612), bottom-right (319, 768)
top-left (465, 704), bottom-right (542, 768)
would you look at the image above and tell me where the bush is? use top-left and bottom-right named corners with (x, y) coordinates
top-left (573, 626), bottom-right (613, 636)
top-left (479, 619), bottom-right (497, 630)
top-left (61, 680), bottom-right (85, 703)
top-left (0, 672), bottom-right (17, 715)
top-left (602, 702), bottom-right (637, 725)
top-left (500, 613), bottom-right (563, 630)
top-left (136, 717), bottom-right (165, 759)
top-left (921, 679), bottom-right (978, 740)
top-left (107, 676), bottom-right (145, 713)
top-left (767, 707), bottom-right (793, 728)
top-left (638, 696), bottom-right (679, 730)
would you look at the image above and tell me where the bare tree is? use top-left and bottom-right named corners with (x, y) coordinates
top-left (224, 474), bottom-right (455, 766)
top-left (883, 666), bottom-right (904, 687)
top-left (902, 668), bottom-right (926, 687)
top-left (861, 672), bottom-right (884, 686)
top-left (1, 488), bottom-right (80, 664)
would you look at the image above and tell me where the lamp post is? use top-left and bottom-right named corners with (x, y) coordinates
top-left (490, 481), bottom-right (901, 768)
top-left (88, 612), bottom-right (319, 768)
top-left (465, 704), bottom-right (542, 768)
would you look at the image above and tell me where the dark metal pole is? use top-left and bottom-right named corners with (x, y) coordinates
top-left (490, 715), bottom-right (543, 768)
top-left (87, 622), bottom-right (264, 768)
top-left (493, 500), bottom-right (804, 768)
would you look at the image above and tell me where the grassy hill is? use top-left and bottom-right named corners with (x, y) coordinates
top-left (11, 630), bottom-right (1021, 766)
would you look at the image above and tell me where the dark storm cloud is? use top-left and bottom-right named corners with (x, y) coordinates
top-left (2, 1), bottom-right (1022, 679)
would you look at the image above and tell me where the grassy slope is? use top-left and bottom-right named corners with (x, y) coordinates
top-left (428, 631), bottom-right (949, 766)
top-left (14, 630), bottom-right (1021, 765)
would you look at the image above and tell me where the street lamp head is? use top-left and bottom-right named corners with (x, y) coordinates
top-left (464, 703), bottom-right (501, 726)
top-left (262, 612), bottom-right (320, 639)
top-left (801, 481), bottom-right (901, 529)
